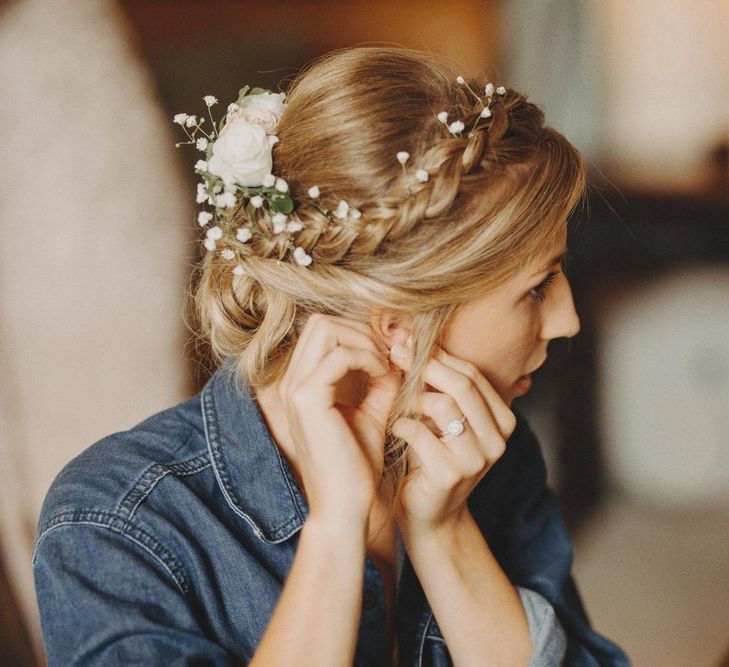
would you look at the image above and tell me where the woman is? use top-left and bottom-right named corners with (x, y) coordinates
top-left (33, 47), bottom-right (629, 665)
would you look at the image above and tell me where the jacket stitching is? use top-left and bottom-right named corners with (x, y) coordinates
top-left (116, 453), bottom-right (211, 526)
top-left (201, 382), bottom-right (270, 542)
top-left (33, 511), bottom-right (190, 597)
top-left (416, 610), bottom-right (433, 667)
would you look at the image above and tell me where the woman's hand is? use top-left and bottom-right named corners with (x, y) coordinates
top-left (389, 340), bottom-right (517, 534)
top-left (278, 314), bottom-right (402, 532)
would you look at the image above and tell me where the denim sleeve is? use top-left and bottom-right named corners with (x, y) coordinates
top-left (488, 414), bottom-right (631, 666)
top-left (33, 521), bottom-right (237, 666)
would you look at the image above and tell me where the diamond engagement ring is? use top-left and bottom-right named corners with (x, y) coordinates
top-left (439, 415), bottom-right (467, 437)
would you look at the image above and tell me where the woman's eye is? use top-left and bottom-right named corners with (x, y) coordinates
top-left (529, 270), bottom-right (560, 302)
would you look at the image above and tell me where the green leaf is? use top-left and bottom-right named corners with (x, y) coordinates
top-left (237, 85), bottom-right (250, 103)
top-left (269, 193), bottom-right (294, 214)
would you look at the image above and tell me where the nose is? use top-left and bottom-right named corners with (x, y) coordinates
top-left (539, 273), bottom-right (581, 340)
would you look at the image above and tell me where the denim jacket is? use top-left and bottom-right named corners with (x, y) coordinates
top-left (33, 358), bottom-right (629, 666)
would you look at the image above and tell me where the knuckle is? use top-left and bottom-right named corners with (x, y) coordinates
top-left (306, 312), bottom-right (327, 331)
top-left (463, 452), bottom-right (487, 477)
top-left (288, 385), bottom-right (310, 407)
top-left (433, 393), bottom-right (457, 414)
top-left (436, 466), bottom-right (461, 490)
top-left (462, 360), bottom-right (481, 381)
top-left (328, 345), bottom-right (348, 364)
top-left (487, 437), bottom-right (507, 461)
top-left (453, 374), bottom-right (472, 394)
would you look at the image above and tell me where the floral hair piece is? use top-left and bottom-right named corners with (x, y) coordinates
top-left (174, 87), bottom-right (375, 271)
top-left (174, 87), bottom-right (317, 269)
top-left (174, 78), bottom-right (508, 272)
top-left (438, 76), bottom-right (507, 137)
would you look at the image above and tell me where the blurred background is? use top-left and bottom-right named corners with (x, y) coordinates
top-left (1, 1), bottom-right (728, 665)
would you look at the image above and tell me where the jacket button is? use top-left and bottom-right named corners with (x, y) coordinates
top-left (362, 590), bottom-right (378, 609)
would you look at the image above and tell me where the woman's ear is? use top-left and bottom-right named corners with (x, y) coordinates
top-left (369, 310), bottom-right (412, 349)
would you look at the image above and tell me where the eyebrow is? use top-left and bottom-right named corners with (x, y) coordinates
top-left (529, 249), bottom-right (567, 278)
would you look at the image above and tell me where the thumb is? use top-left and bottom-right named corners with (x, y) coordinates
top-left (358, 364), bottom-right (402, 426)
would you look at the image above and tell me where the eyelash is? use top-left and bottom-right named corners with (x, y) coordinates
top-left (529, 270), bottom-right (560, 302)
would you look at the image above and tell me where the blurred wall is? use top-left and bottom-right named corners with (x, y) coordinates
top-left (0, 0), bottom-right (193, 659)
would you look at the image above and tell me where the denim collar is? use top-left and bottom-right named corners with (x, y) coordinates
top-left (201, 357), bottom-right (309, 544)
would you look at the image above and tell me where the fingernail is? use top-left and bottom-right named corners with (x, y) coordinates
top-left (390, 344), bottom-right (407, 358)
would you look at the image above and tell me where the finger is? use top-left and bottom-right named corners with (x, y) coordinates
top-left (391, 416), bottom-right (453, 481)
top-left (431, 346), bottom-right (516, 439)
top-left (412, 392), bottom-right (499, 469)
top-left (302, 345), bottom-right (390, 405)
top-left (292, 314), bottom-right (389, 372)
top-left (287, 315), bottom-right (389, 389)
top-left (358, 364), bottom-right (403, 426)
top-left (390, 343), bottom-right (515, 440)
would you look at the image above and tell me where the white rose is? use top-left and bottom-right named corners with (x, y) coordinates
top-left (207, 120), bottom-right (274, 187)
top-left (227, 92), bottom-right (286, 135)
top-left (241, 92), bottom-right (285, 117)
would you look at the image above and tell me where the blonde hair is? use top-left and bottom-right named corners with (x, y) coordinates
top-left (190, 46), bottom-right (585, 511)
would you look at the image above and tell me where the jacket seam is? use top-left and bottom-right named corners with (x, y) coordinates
top-left (116, 452), bottom-right (211, 526)
top-left (416, 610), bottom-right (434, 667)
top-left (33, 509), bottom-right (191, 597)
top-left (201, 381), bottom-right (281, 543)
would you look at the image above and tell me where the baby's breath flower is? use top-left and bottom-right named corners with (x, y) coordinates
top-left (221, 248), bottom-right (235, 260)
top-left (448, 120), bottom-right (465, 135)
top-left (206, 226), bottom-right (223, 241)
top-left (185, 115), bottom-right (198, 128)
top-left (194, 159), bottom-right (208, 172)
top-left (308, 185), bottom-right (320, 199)
top-left (204, 95), bottom-right (218, 107)
top-left (286, 220), bottom-right (303, 232)
top-left (293, 246), bottom-right (312, 266)
top-left (197, 211), bottom-right (213, 226)
top-left (173, 113), bottom-right (188, 125)
top-left (271, 212), bottom-right (287, 233)
top-left (204, 238), bottom-right (217, 251)
top-left (274, 177), bottom-right (289, 193)
top-left (227, 103), bottom-right (240, 114)
top-left (236, 227), bottom-right (252, 242)
top-left (196, 183), bottom-right (208, 204)
top-left (437, 111), bottom-right (448, 124)
top-left (216, 192), bottom-right (237, 209)
top-left (484, 83), bottom-right (495, 97)
top-left (250, 195), bottom-right (264, 208)
top-left (196, 137), bottom-right (208, 151)
top-left (480, 107), bottom-right (492, 119)
top-left (496, 86), bottom-right (506, 95)
top-left (396, 151), bottom-right (410, 165)
top-left (334, 200), bottom-right (349, 219)
top-left (351, 209), bottom-right (362, 220)
top-left (233, 264), bottom-right (246, 276)
top-left (456, 75), bottom-right (466, 84)
top-left (416, 169), bottom-right (429, 183)
top-left (263, 174), bottom-right (276, 188)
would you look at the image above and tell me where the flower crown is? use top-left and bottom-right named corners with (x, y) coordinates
top-left (174, 78), bottom-right (506, 273)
